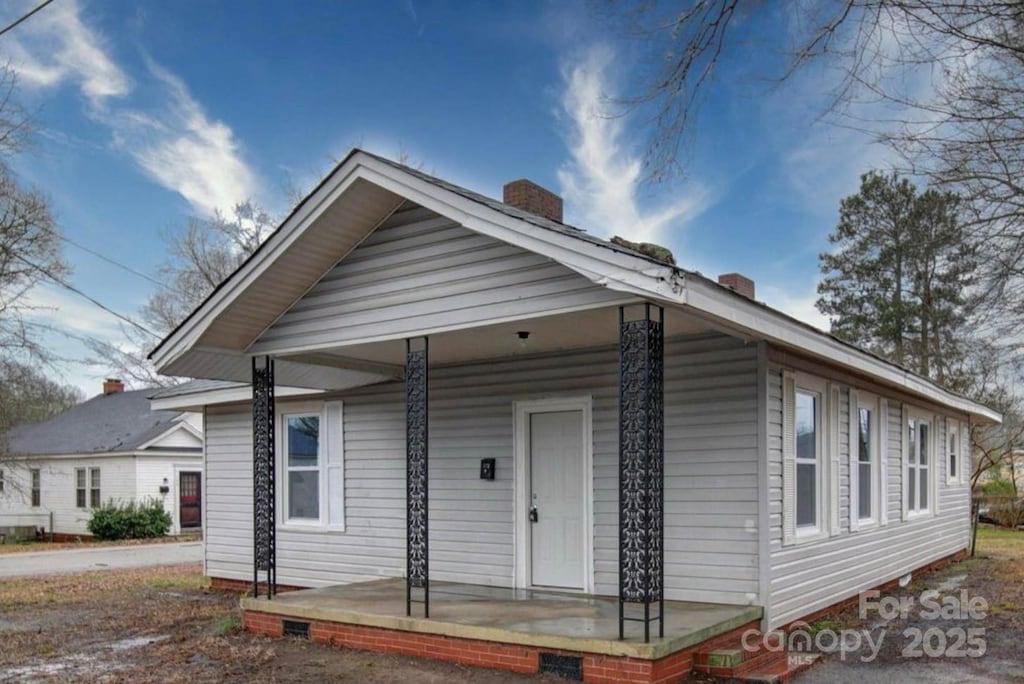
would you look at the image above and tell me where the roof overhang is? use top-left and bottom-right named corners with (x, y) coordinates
top-left (151, 383), bottom-right (326, 412)
top-left (149, 150), bottom-right (1001, 424)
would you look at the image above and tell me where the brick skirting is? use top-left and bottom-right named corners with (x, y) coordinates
top-left (209, 577), bottom-right (303, 594)
top-left (243, 609), bottom-right (759, 684)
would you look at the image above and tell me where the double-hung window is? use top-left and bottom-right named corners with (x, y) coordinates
top-left (89, 468), bottom-right (101, 508)
top-left (851, 391), bottom-right (879, 528)
top-left (907, 413), bottom-right (932, 515)
top-left (947, 420), bottom-right (964, 485)
top-left (280, 401), bottom-right (345, 529)
top-left (795, 389), bottom-right (821, 532)
top-left (76, 468), bottom-right (87, 508)
top-left (30, 468), bottom-right (41, 507)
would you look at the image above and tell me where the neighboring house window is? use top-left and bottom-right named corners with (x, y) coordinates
top-left (795, 389), bottom-right (821, 531)
top-left (280, 401), bottom-right (344, 528)
top-left (30, 468), bottom-right (41, 507)
top-left (907, 415), bottom-right (931, 514)
top-left (89, 468), bottom-right (101, 508)
top-left (76, 468), bottom-right (87, 508)
top-left (0, 468), bottom-right (4, 493)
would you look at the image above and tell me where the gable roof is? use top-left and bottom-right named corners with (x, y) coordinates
top-left (148, 149), bottom-right (1001, 424)
top-left (3, 389), bottom-right (193, 457)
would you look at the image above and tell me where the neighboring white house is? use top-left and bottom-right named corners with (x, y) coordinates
top-left (1, 379), bottom-right (204, 538)
top-left (147, 150), bottom-right (1000, 679)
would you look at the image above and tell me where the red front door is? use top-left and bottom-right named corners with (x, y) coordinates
top-left (179, 472), bottom-right (202, 529)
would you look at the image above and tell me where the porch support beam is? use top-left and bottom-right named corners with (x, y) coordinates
top-left (252, 355), bottom-right (276, 599)
top-left (618, 304), bottom-right (665, 643)
top-left (406, 337), bottom-right (429, 617)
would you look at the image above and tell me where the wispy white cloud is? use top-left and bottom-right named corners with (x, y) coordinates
top-left (4, 0), bottom-right (258, 216)
top-left (108, 61), bottom-right (258, 217)
top-left (557, 46), bottom-right (711, 243)
top-left (24, 284), bottom-right (130, 339)
top-left (4, 0), bottom-right (129, 104)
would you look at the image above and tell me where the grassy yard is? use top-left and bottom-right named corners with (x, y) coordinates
top-left (0, 528), bottom-right (1021, 682)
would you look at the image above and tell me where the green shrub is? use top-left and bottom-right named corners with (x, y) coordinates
top-left (87, 498), bottom-right (171, 540)
top-left (980, 477), bottom-right (1017, 496)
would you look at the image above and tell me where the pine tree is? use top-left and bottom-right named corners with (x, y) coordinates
top-left (817, 172), bottom-right (976, 384)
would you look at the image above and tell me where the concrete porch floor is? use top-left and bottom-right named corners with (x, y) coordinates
top-left (240, 578), bottom-right (762, 660)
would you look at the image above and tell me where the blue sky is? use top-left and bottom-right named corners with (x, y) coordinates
top-left (2, 0), bottom-right (893, 396)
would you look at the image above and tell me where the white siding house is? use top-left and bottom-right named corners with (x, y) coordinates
top-left (1, 383), bottom-right (204, 537)
top-left (149, 150), bottom-right (998, 647)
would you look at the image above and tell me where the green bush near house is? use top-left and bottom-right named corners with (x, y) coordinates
top-left (87, 499), bottom-right (171, 540)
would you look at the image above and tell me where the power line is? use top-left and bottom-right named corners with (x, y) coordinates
top-left (13, 253), bottom-right (159, 338)
top-left (55, 232), bottom-right (168, 289)
top-left (0, 0), bottom-right (57, 39)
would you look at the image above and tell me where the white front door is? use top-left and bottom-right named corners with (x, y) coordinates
top-left (529, 410), bottom-right (585, 589)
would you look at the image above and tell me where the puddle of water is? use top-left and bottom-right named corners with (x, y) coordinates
top-left (0, 633), bottom-right (170, 679)
top-left (107, 635), bottom-right (169, 651)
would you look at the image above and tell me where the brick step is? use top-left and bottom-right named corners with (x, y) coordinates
top-left (741, 653), bottom-right (820, 683)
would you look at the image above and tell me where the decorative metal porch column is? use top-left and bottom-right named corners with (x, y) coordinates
top-left (406, 337), bottom-right (429, 617)
top-left (618, 304), bottom-right (665, 642)
top-left (252, 355), bottom-right (276, 598)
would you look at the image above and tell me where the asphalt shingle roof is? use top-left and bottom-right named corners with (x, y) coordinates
top-left (3, 389), bottom-right (187, 456)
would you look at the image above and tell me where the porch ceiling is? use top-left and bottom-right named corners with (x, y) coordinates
top-left (279, 304), bottom-right (714, 370)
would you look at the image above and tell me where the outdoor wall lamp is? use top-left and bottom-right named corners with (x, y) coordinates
top-left (517, 330), bottom-right (530, 349)
top-left (159, 477), bottom-right (170, 495)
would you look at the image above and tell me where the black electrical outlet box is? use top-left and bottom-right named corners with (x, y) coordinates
top-left (480, 458), bottom-right (496, 480)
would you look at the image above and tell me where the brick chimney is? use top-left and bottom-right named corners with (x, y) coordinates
top-left (502, 179), bottom-right (563, 223)
top-left (717, 273), bottom-right (756, 300)
top-left (103, 378), bottom-right (125, 395)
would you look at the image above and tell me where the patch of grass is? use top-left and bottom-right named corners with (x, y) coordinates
top-left (210, 614), bottom-right (240, 635)
top-left (807, 615), bottom-right (856, 633)
top-left (147, 571), bottom-right (208, 590)
top-left (0, 564), bottom-right (203, 609)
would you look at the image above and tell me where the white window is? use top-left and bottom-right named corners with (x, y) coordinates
top-left (30, 468), bottom-right (40, 507)
top-left (795, 389), bottom-right (821, 532)
top-left (947, 420), bottom-right (964, 485)
top-left (280, 401), bottom-right (344, 529)
top-left (89, 468), bottom-right (101, 508)
top-left (783, 371), bottom-right (834, 545)
top-left (850, 390), bottom-right (879, 529)
top-left (76, 468), bottom-right (87, 508)
top-left (906, 413), bottom-right (932, 515)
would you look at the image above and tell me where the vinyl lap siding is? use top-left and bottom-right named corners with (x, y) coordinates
top-left (251, 207), bottom-right (625, 353)
top-left (766, 363), bottom-right (971, 629)
top-left (204, 334), bottom-right (760, 605)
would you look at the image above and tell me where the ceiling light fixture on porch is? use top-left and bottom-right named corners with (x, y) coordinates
top-left (517, 331), bottom-right (530, 350)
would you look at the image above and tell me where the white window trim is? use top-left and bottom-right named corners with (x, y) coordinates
top-left (905, 407), bottom-right (936, 519)
top-left (277, 400), bottom-right (346, 532)
top-left (947, 419), bottom-right (963, 485)
top-left (850, 390), bottom-right (881, 532)
top-left (787, 372), bottom-right (832, 544)
top-left (75, 467), bottom-right (87, 509)
top-left (89, 467), bottom-right (101, 509)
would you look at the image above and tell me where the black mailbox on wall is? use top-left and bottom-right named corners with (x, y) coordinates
top-left (480, 458), bottom-right (496, 480)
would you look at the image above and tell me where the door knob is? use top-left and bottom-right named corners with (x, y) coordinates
top-left (529, 506), bottom-right (539, 523)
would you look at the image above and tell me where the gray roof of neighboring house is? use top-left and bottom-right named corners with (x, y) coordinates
top-left (2, 389), bottom-right (189, 456)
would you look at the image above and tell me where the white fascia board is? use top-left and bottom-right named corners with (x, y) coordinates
top-left (678, 275), bottom-right (1002, 424)
top-left (152, 152), bottom-right (679, 372)
top-left (150, 385), bottom-right (325, 412)
top-left (150, 158), bottom-right (375, 371)
top-left (355, 160), bottom-right (680, 300)
top-left (134, 421), bottom-right (203, 452)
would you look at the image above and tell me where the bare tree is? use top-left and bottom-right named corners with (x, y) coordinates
top-left (0, 359), bottom-right (83, 435)
top-left (89, 202), bottom-right (275, 387)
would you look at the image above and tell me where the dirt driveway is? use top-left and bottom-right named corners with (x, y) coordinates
top-left (0, 528), bottom-right (1020, 682)
top-left (797, 526), bottom-right (1024, 683)
top-left (0, 563), bottom-right (551, 683)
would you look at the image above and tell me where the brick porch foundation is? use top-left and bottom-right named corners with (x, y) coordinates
top-left (243, 609), bottom-right (759, 684)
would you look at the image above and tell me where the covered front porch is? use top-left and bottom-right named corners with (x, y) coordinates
top-left (241, 578), bottom-right (762, 681)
